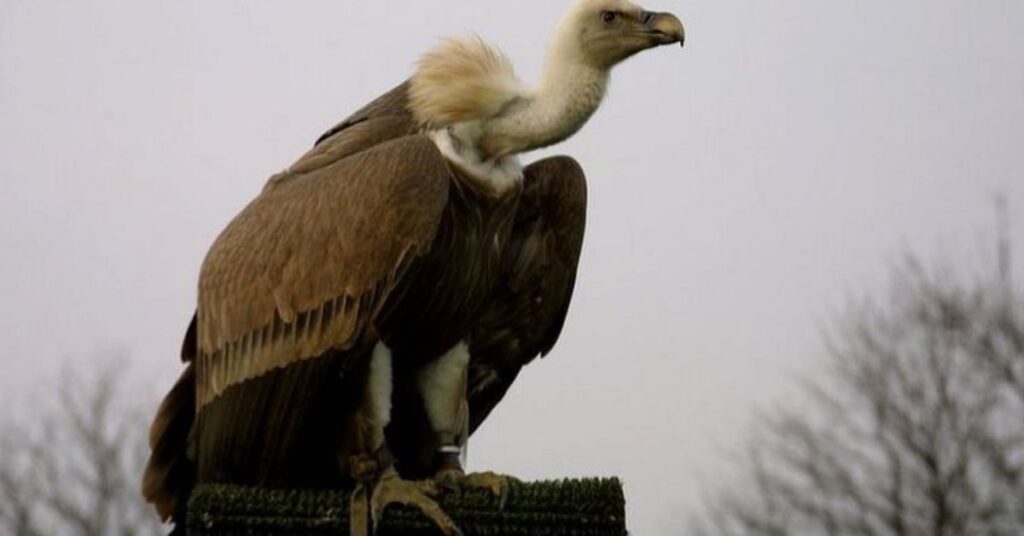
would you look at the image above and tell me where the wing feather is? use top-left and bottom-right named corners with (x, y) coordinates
top-left (197, 135), bottom-right (450, 407)
top-left (315, 81), bottom-right (414, 146)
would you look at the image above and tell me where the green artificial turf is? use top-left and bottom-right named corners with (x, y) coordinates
top-left (187, 477), bottom-right (627, 535)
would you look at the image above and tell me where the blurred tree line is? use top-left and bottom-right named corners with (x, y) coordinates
top-left (0, 364), bottom-right (164, 535)
top-left (692, 212), bottom-right (1024, 535)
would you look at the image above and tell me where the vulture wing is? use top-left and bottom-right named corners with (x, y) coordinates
top-left (196, 132), bottom-right (450, 407)
top-left (196, 81), bottom-right (437, 406)
top-left (466, 156), bottom-right (587, 434)
top-left (267, 82), bottom-right (417, 189)
top-left (143, 84), bottom-right (443, 522)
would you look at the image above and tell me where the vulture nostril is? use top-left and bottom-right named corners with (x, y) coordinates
top-left (641, 11), bottom-right (654, 24)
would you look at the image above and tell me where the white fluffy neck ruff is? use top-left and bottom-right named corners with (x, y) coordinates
top-left (413, 10), bottom-right (610, 193)
top-left (430, 49), bottom-right (606, 193)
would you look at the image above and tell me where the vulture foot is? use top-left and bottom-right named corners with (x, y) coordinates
top-left (371, 468), bottom-right (462, 536)
top-left (434, 469), bottom-right (519, 510)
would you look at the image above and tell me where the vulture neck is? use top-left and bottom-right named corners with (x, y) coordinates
top-left (481, 50), bottom-right (609, 159)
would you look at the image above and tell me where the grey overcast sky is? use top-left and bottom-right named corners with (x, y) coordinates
top-left (2, 0), bottom-right (1023, 533)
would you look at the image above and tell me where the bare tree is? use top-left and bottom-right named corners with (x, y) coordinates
top-left (692, 246), bottom-right (1024, 535)
top-left (0, 362), bottom-right (165, 536)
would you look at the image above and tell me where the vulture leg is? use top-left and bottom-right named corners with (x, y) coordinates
top-left (416, 341), bottom-right (470, 475)
top-left (417, 342), bottom-right (516, 507)
top-left (349, 342), bottom-right (460, 536)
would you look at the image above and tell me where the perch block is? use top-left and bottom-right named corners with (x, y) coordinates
top-left (187, 477), bottom-right (627, 535)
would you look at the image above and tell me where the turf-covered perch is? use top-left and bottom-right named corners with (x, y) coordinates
top-left (187, 477), bottom-right (626, 535)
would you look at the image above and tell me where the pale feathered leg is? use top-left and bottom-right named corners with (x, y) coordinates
top-left (350, 342), bottom-right (459, 536)
top-left (418, 341), bottom-right (517, 509)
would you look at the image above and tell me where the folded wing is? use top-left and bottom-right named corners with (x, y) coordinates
top-left (467, 156), bottom-right (587, 433)
top-left (196, 133), bottom-right (450, 407)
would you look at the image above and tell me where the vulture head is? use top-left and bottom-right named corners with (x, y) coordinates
top-left (554, 0), bottom-right (685, 70)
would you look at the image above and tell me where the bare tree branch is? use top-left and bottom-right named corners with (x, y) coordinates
top-left (691, 242), bottom-right (1024, 535)
top-left (0, 361), bottom-right (165, 535)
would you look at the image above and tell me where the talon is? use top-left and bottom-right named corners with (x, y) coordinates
top-left (433, 467), bottom-right (465, 498)
top-left (371, 469), bottom-right (460, 535)
top-left (349, 484), bottom-right (371, 536)
top-left (466, 471), bottom-right (517, 511)
top-left (434, 470), bottom-right (519, 511)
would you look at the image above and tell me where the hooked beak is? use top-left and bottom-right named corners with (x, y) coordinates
top-left (641, 11), bottom-right (685, 48)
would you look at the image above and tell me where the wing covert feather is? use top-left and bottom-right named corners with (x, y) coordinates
top-left (315, 81), bottom-right (414, 146)
top-left (196, 135), bottom-right (450, 406)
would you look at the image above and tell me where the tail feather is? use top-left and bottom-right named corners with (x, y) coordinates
top-left (142, 362), bottom-right (196, 525)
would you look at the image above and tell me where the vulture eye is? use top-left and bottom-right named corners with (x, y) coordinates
top-left (601, 11), bottom-right (618, 24)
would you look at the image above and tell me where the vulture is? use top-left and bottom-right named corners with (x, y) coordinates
top-left (142, 0), bottom-right (683, 533)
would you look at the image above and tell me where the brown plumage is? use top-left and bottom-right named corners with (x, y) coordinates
top-left (195, 133), bottom-right (449, 407)
top-left (143, 81), bottom-right (587, 523)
